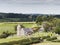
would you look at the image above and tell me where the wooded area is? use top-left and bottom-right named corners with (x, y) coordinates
top-left (0, 12), bottom-right (60, 22)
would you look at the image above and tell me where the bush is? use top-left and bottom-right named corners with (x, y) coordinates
top-left (32, 32), bottom-right (57, 41)
top-left (0, 35), bottom-right (43, 45)
top-left (46, 36), bottom-right (57, 41)
top-left (19, 38), bottom-right (31, 45)
top-left (54, 26), bottom-right (60, 34)
top-left (0, 32), bottom-right (57, 45)
top-left (41, 36), bottom-right (50, 39)
top-left (51, 40), bottom-right (60, 42)
top-left (32, 27), bottom-right (40, 32)
top-left (30, 37), bottom-right (43, 43)
top-left (20, 36), bottom-right (43, 45)
top-left (0, 31), bottom-right (13, 38)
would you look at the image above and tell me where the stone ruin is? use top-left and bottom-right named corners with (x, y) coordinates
top-left (17, 24), bottom-right (45, 36)
top-left (17, 24), bottom-right (33, 36)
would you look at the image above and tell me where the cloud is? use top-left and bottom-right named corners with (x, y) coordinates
top-left (0, 0), bottom-right (60, 5)
top-left (0, 0), bottom-right (60, 14)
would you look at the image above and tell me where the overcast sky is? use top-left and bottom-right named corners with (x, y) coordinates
top-left (0, 0), bottom-right (60, 14)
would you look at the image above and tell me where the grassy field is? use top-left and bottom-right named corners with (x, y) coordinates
top-left (0, 22), bottom-right (35, 34)
top-left (0, 36), bottom-right (26, 43)
top-left (0, 32), bottom-right (59, 45)
top-left (32, 42), bottom-right (60, 45)
top-left (32, 35), bottom-right (60, 45)
top-left (0, 22), bottom-right (60, 45)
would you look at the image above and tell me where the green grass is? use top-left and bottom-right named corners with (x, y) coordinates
top-left (0, 36), bottom-right (25, 43)
top-left (0, 22), bottom-right (60, 45)
top-left (0, 22), bottom-right (35, 34)
top-left (0, 32), bottom-right (59, 45)
top-left (32, 42), bottom-right (60, 45)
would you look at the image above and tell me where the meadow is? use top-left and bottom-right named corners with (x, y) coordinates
top-left (0, 21), bottom-right (60, 45)
top-left (0, 22), bottom-right (35, 34)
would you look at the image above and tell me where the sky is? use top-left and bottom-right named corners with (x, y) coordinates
top-left (0, 0), bottom-right (60, 14)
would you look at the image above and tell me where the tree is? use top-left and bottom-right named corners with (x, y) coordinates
top-left (47, 15), bottom-right (54, 21)
top-left (43, 22), bottom-right (53, 32)
top-left (54, 26), bottom-right (60, 34)
top-left (36, 16), bottom-right (43, 25)
top-left (36, 15), bottom-right (54, 25)
top-left (42, 15), bottom-right (47, 21)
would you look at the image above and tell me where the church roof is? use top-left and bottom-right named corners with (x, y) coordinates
top-left (22, 28), bottom-right (33, 32)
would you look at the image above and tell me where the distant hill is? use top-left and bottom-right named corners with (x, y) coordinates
top-left (0, 12), bottom-right (60, 22)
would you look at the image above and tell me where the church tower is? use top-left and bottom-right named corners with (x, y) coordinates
top-left (17, 24), bottom-right (21, 36)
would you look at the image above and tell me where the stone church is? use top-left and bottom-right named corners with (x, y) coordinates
top-left (17, 24), bottom-right (45, 36)
top-left (17, 25), bottom-right (33, 36)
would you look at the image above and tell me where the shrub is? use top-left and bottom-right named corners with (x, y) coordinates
top-left (51, 40), bottom-right (60, 42)
top-left (30, 37), bottom-right (43, 43)
top-left (46, 36), bottom-right (57, 41)
top-left (19, 38), bottom-right (31, 45)
top-left (41, 36), bottom-right (50, 39)
top-left (20, 36), bottom-right (43, 45)
top-left (54, 26), bottom-right (60, 34)
top-left (0, 31), bottom-right (13, 38)
top-left (32, 27), bottom-right (40, 32)
top-left (0, 32), bottom-right (57, 45)
top-left (0, 35), bottom-right (43, 45)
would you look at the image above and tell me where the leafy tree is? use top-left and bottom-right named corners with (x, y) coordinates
top-left (36, 15), bottom-right (54, 25)
top-left (47, 15), bottom-right (54, 21)
top-left (42, 15), bottom-right (47, 21)
top-left (54, 26), bottom-right (60, 34)
top-left (36, 16), bottom-right (43, 25)
top-left (43, 22), bottom-right (53, 32)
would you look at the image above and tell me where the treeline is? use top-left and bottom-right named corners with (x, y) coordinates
top-left (0, 12), bottom-right (60, 22)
